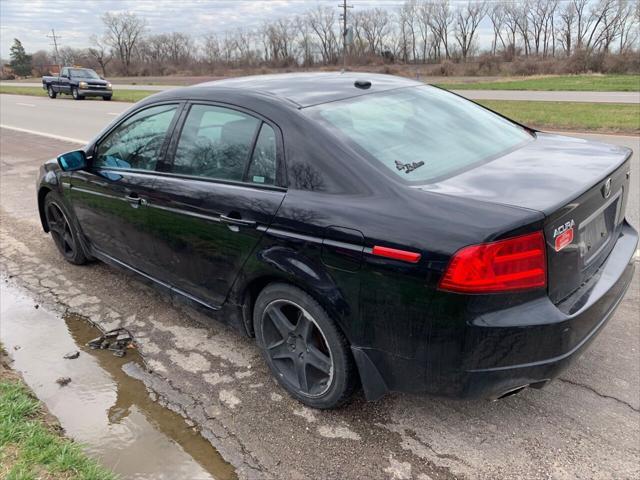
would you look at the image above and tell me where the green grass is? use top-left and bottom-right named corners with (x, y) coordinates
top-left (477, 100), bottom-right (640, 133)
top-left (438, 74), bottom-right (640, 91)
top-left (0, 380), bottom-right (117, 480)
top-left (0, 85), bottom-right (158, 103)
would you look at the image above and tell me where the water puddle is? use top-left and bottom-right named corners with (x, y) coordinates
top-left (0, 283), bottom-right (236, 480)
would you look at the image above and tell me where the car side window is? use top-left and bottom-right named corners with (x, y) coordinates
top-left (247, 123), bottom-right (277, 185)
top-left (61, 67), bottom-right (68, 77)
top-left (172, 104), bottom-right (260, 182)
top-left (94, 104), bottom-right (178, 171)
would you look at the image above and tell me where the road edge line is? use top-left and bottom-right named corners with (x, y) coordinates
top-left (0, 124), bottom-right (86, 144)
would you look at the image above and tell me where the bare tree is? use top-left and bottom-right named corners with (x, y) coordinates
top-left (573, 0), bottom-right (593, 49)
top-left (10, 1), bottom-right (640, 77)
top-left (584, 0), bottom-right (618, 50)
top-left (528, 0), bottom-right (558, 56)
top-left (57, 46), bottom-right (85, 66)
top-left (515, 1), bottom-right (532, 56)
top-left (503, 1), bottom-right (520, 58)
top-left (88, 35), bottom-right (112, 76)
top-left (398, 1), bottom-right (419, 62)
top-left (617, 0), bottom-right (640, 52)
top-left (202, 34), bottom-right (221, 66)
top-left (263, 18), bottom-right (295, 66)
top-left (429, 0), bottom-right (454, 59)
top-left (31, 50), bottom-right (53, 76)
top-left (557, 1), bottom-right (577, 54)
top-left (307, 6), bottom-right (339, 64)
top-left (102, 12), bottom-right (146, 76)
top-left (166, 32), bottom-right (193, 65)
top-left (416, 1), bottom-right (434, 62)
top-left (454, 1), bottom-right (487, 61)
top-left (295, 15), bottom-right (315, 66)
top-left (488, 3), bottom-right (507, 55)
top-left (359, 9), bottom-right (391, 55)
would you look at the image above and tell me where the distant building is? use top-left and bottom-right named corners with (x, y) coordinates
top-left (1, 64), bottom-right (15, 80)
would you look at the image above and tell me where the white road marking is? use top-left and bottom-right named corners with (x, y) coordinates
top-left (16, 102), bottom-right (36, 107)
top-left (107, 112), bottom-right (119, 116)
top-left (0, 124), bottom-right (86, 144)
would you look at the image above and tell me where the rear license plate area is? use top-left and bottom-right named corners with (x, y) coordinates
top-left (579, 192), bottom-right (620, 267)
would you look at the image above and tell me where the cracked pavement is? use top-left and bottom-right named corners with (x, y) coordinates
top-left (1, 128), bottom-right (639, 479)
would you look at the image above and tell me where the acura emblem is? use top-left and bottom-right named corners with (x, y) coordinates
top-left (602, 178), bottom-right (612, 199)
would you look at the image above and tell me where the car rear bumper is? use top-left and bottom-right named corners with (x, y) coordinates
top-left (354, 221), bottom-right (638, 401)
top-left (78, 89), bottom-right (111, 97)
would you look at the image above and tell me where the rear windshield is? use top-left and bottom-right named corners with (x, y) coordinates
top-left (70, 68), bottom-right (100, 79)
top-left (306, 86), bottom-right (532, 183)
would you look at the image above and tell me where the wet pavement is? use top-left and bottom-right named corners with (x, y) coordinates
top-left (0, 127), bottom-right (639, 479)
top-left (1, 284), bottom-right (236, 480)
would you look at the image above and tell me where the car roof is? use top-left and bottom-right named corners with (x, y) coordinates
top-left (175, 72), bottom-right (422, 108)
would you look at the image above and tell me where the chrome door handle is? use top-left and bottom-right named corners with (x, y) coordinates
top-left (220, 215), bottom-right (256, 228)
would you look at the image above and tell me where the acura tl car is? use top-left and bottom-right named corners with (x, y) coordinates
top-left (36, 73), bottom-right (637, 409)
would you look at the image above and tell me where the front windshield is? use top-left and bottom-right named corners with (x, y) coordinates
top-left (70, 68), bottom-right (100, 79)
top-left (306, 86), bottom-right (532, 183)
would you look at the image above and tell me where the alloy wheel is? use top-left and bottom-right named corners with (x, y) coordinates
top-left (262, 300), bottom-right (334, 397)
top-left (45, 202), bottom-right (76, 258)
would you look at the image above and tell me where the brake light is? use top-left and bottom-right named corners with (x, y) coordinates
top-left (439, 231), bottom-right (546, 293)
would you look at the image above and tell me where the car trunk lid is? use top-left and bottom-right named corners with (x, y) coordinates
top-left (417, 133), bottom-right (632, 303)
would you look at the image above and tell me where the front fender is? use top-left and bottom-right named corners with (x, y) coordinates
top-left (36, 159), bottom-right (63, 232)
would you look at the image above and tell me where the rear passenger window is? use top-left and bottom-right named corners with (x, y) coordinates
top-left (247, 124), bottom-right (277, 185)
top-left (172, 104), bottom-right (260, 182)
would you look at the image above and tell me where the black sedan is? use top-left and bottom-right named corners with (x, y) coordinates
top-left (36, 73), bottom-right (637, 409)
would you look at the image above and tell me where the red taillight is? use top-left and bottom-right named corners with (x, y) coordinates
top-left (439, 231), bottom-right (546, 293)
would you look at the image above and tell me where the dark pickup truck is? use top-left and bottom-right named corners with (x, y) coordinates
top-left (42, 67), bottom-right (112, 100)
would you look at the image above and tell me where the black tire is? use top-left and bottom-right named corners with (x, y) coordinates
top-left (71, 87), bottom-right (84, 100)
top-left (254, 283), bottom-right (357, 409)
top-left (43, 191), bottom-right (87, 265)
top-left (103, 96), bottom-right (112, 101)
top-left (47, 85), bottom-right (56, 98)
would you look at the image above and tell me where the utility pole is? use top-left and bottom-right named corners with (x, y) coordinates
top-left (339, 0), bottom-right (353, 71)
top-left (46, 29), bottom-right (61, 68)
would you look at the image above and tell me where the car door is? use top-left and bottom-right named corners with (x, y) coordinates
top-left (59, 67), bottom-right (70, 93)
top-left (145, 102), bottom-right (286, 307)
top-left (69, 102), bottom-right (182, 278)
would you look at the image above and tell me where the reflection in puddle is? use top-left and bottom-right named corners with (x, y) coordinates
top-left (0, 284), bottom-right (236, 480)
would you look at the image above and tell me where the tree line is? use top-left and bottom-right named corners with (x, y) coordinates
top-left (11, 0), bottom-right (640, 78)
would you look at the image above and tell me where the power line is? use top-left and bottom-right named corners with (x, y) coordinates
top-left (339, 0), bottom-right (353, 70)
top-left (46, 29), bottom-right (61, 66)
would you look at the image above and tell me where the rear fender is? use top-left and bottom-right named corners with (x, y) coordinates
top-left (230, 243), bottom-right (352, 338)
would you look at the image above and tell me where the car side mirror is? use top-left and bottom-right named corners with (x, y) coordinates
top-left (57, 150), bottom-right (87, 171)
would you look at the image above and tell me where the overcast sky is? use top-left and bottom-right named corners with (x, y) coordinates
top-left (0, 0), bottom-right (496, 59)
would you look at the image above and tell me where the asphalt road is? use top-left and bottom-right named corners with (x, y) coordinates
top-left (0, 94), bottom-right (131, 143)
top-left (0, 106), bottom-right (639, 478)
top-left (3, 82), bottom-right (639, 103)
